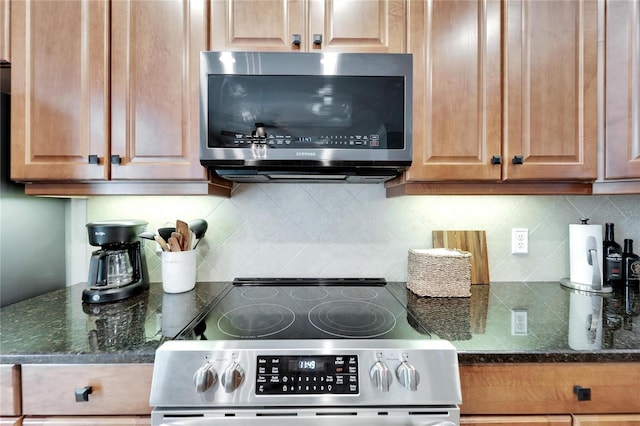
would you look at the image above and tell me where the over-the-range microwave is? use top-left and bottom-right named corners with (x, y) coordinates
top-left (200, 51), bottom-right (412, 183)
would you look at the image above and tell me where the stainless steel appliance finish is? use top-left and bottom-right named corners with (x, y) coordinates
top-left (150, 279), bottom-right (462, 426)
top-left (199, 52), bottom-right (413, 183)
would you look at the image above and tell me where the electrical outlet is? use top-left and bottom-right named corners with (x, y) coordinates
top-left (511, 309), bottom-right (528, 335)
top-left (512, 228), bottom-right (529, 254)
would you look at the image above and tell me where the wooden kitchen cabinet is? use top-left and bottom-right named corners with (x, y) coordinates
top-left (459, 363), bottom-right (640, 415)
top-left (603, 0), bottom-right (640, 181)
top-left (20, 364), bottom-right (153, 416)
top-left (387, 0), bottom-right (598, 196)
top-left (461, 415), bottom-right (571, 425)
top-left (572, 414), bottom-right (640, 425)
top-left (209, 0), bottom-right (405, 53)
top-left (10, 0), bottom-right (225, 196)
top-left (0, 365), bottom-right (20, 417)
top-left (22, 417), bottom-right (149, 425)
top-left (0, 0), bottom-right (9, 62)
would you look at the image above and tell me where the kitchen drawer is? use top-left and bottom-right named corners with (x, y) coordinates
top-left (460, 363), bottom-right (640, 415)
top-left (21, 364), bottom-right (152, 416)
top-left (0, 365), bottom-right (21, 416)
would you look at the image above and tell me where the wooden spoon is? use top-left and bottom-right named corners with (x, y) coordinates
top-left (176, 220), bottom-right (191, 251)
top-left (154, 235), bottom-right (170, 252)
top-left (167, 236), bottom-right (182, 252)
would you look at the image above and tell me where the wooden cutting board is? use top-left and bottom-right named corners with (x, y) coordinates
top-left (432, 230), bottom-right (490, 284)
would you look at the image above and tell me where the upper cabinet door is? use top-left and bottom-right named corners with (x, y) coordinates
top-left (308, 0), bottom-right (405, 53)
top-left (111, 0), bottom-right (206, 180)
top-left (605, 0), bottom-right (640, 180)
top-left (405, 0), bottom-right (501, 181)
top-left (0, 0), bottom-right (9, 62)
top-left (210, 0), bottom-right (305, 51)
top-left (503, 0), bottom-right (598, 181)
top-left (11, 0), bottom-right (109, 181)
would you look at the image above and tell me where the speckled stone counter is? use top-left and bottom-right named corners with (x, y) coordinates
top-left (0, 281), bottom-right (232, 364)
top-left (2, 281), bottom-right (640, 364)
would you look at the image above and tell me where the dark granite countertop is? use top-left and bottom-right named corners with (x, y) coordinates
top-left (1, 281), bottom-right (639, 365)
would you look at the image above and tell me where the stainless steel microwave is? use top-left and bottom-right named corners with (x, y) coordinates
top-left (200, 51), bottom-right (412, 183)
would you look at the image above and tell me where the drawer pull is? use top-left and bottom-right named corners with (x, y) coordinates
top-left (573, 385), bottom-right (591, 401)
top-left (75, 385), bottom-right (93, 402)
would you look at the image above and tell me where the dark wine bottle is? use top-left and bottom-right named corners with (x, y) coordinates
top-left (603, 223), bottom-right (623, 288)
top-left (622, 239), bottom-right (640, 288)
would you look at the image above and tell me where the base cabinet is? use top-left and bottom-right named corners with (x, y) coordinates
top-left (460, 363), bottom-right (640, 415)
top-left (572, 414), bottom-right (640, 425)
top-left (461, 416), bottom-right (571, 425)
top-left (22, 418), bottom-right (149, 425)
top-left (20, 364), bottom-right (152, 421)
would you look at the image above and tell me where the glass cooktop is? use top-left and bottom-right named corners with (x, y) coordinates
top-left (178, 278), bottom-right (432, 340)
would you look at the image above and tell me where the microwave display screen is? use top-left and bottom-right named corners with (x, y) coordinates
top-left (207, 75), bottom-right (405, 150)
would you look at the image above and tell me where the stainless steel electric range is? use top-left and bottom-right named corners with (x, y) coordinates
top-left (150, 278), bottom-right (462, 426)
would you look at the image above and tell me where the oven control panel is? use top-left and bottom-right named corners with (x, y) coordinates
top-left (256, 355), bottom-right (358, 395)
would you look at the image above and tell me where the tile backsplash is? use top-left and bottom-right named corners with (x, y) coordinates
top-left (85, 184), bottom-right (640, 283)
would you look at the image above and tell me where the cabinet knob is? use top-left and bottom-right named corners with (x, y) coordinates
top-left (313, 34), bottom-right (323, 46)
top-left (573, 385), bottom-right (591, 401)
top-left (110, 155), bottom-right (122, 165)
top-left (88, 155), bottom-right (99, 165)
top-left (490, 155), bottom-right (502, 165)
top-left (292, 34), bottom-right (301, 46)
top-left (512, 155), bottom-right (524, 165)
top-left (74, 386), bottom-right (93, 402)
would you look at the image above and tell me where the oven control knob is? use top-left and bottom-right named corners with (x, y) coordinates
top-left (369, 361), bottom-right (392, 392)
top-left (396, 361), bottom-right (420, 391)
top-left (222, 361), bottom-right (245, 393)
top-left (193, 363), bottom-right (218, 393)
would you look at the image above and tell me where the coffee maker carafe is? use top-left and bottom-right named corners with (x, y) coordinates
top-left (84, 220), bottom-right (149, 304)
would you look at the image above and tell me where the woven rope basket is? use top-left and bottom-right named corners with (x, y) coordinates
top-left (407, 248), bottom-right (472, 297)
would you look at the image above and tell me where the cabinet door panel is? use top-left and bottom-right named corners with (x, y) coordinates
top-left (405, 0), bottom-right (501, 181)
top-left (11, 0), bottom-right (109, 181)
top-left (461, 415), bottom-right (572, 425)
top-left (210, 0), bottom-right (305, 51)
top-left (111, 0), bottom-right (206, 180)
top-left (573, 414), bottom-right (640, 425)
top-left (605, 0), bottom-right (640, 179)
top-left (309, 0), bottom-right (404, 52)
top-left (23, 417), bottom-right (150, 425)
top-left (0, 0), bottom-right (9, 62)
top-left (0, 365), bottom-right (20, 416)
top-left (504, 0), bottom-right (597, 181)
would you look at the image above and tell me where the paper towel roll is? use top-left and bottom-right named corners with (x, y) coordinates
top-left (569, 223), bottom-right (603, 286)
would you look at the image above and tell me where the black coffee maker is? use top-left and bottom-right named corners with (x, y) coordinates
top-left (84, 220), bottom-right (150, 304)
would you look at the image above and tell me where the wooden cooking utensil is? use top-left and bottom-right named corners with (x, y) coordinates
top-left (176, 220), bottom-right (191, 251)
top-left (171, 232), bottom-right (183, 249)
top-left (167, 236), bottom-right (182, 252)
top-left (432, 230), bottom-right (490, 284)
top-left (154, 235), bottom-right (170, 252)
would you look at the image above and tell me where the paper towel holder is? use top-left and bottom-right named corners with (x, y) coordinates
top-left (561, 218), bottom-right (612, 293)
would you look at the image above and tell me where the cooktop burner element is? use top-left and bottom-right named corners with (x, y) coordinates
top-left (179, 278), bottom-right (430, 340)
top-left (308, 300), bottom-right (397, 338)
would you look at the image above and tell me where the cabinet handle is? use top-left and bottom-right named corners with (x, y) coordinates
top-left (573, 385), bottom-right (591, 401)
top-left (110, 155), bottom-right (122, 165)
top-left (313, 34), bottom-right (322, 46)
top-left (88, 155), bottom-right (99, 165)
top-left (292, 34), bottom-right (301, 46)
top-left (490, 155), bottom-right (502, 165)
top-left (74, 386), bottom-right (93, 402)
top-left (512, 155), bottom-right (524, 165)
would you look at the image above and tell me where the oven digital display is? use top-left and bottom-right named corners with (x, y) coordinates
top-left (256, 355), bottom-right (358, 395)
